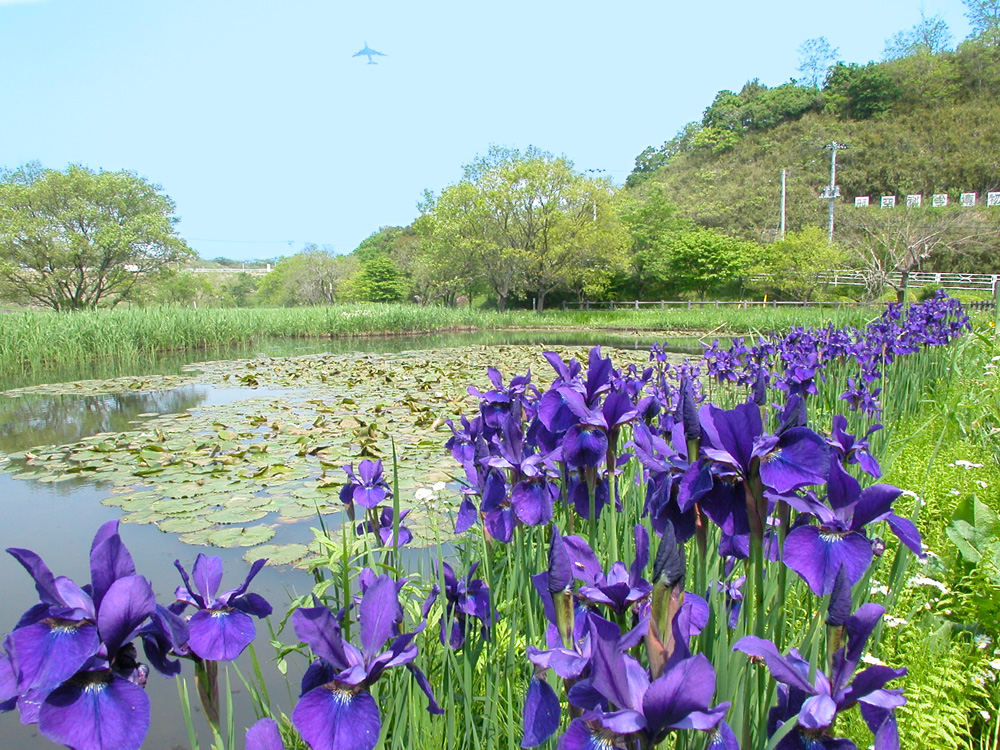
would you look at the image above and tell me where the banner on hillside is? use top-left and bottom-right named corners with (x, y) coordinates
top-left (932, 194), bottom-right (948, 207)
top-left (961, 192), bottom-right (977, 207)
top-left (906, 194), bottom-right (922, 208)
top-left (881, 195), bottom-right (896, 208)
top-left (989, 192), bottom-right (1000, 207)
top-left (855, 196), bottom-right (870, 207)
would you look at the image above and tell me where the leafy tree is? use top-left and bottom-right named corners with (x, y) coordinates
top-left (824, 62), bottom-right (902, 119)
top-left (702, 80), bottom-right (822, 134)
top-left (148, 270), bottom-right (215, 307)
top-left (0, 164), bottom-right (193, 311)
top-left (753, 226), bottom-right (845, 300)
top-left (355, 255), bottom-right (407, 302)
top-left (883, 12), bottom-right (952, 59)
top-left (222, 272), bottom-right (258, 307)
top-left (257, 246), bottom-right (356, 306)
top-left (420, 146), bottom-right (624, 312)
top-left (353, 227), bottom-right (405, 262)
top-left (618, 186), bottom-right (693, 297)
top-left (647, 228), bottom-right (760, 298)
top-left (798, 37), bottom-right (839, 87)
top-left (964, 0), bottom-right (1000, 44)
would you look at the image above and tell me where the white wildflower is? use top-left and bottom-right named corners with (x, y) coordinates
top-left (871, 584), bottom-right (890, 597)
top-left (976, 635), bottom-right (993, 650)
top-left (977, 480), bottom-right (990, 489)
top-left (432, 481), bottom-right (447, 492)
top-left (861, 653), bottom-right (887, 667)
top-left (990, 659), bottom-right (1000, 671)
top-left (883, 615), bottom-right (908, 628)
top-left (954, 460), bottom-right (985, 470)
top-left (981, 710), bottom-right (992, 721)
top-left (949, 489), bottom-right (962, 496)
top-left (414, 487), bottom-right (435, 502)
top-left (907, 574), bottom-right (947, 593)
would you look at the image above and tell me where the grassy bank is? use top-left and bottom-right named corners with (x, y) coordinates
top-left (0, 303), bottom-right (880, 386)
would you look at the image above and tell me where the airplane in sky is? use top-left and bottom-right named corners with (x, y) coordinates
top-left (353, 43), bottom-right (387, 64)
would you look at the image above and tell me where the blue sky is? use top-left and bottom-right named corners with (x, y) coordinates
top-left (0, 0), bottom-right (973, 261)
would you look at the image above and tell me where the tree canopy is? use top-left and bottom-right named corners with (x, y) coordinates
top-left (0, 164), bottom-right (192, 311)
top-left (418, 147), bottom-right (625, 311)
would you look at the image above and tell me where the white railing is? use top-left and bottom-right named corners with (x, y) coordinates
top-left (819, 270), bottom-right (999, 291)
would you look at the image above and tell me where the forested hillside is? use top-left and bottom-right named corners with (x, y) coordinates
top-left (626, 33), bottom-right (1000, 269)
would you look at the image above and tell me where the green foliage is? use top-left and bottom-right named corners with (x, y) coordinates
top-left (353, 227), bottom-right (405, 263)
top-left (419, 146), bottom-right (625, 312)
top-left (651, 228), bottom-right (760, 297)
top-left (222, 272), bottom-right (258, 307)
top-left (0, 163), bottom-right (193, 311)
top-left (702, 79), bottom-right (823, 134)
top-left (753, 227), bottom-right (844, 300)
top-left (825, 62), bottom-right (902, 119)
top-left (355, 256), bottom-right (408, 303)
top-left (257, 247), bottom-right (357, 306)
top-left (948, 495), bottom-right (1000, 572)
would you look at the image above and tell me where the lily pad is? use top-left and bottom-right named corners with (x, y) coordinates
top-left (205, 507), bottom-right (269, 524)
top-left (242, 543), bottom-right (310, 567)
top-left (207, 525), bottom-right (275, 548)
top-left (158, 516), bottom-right (215, 534)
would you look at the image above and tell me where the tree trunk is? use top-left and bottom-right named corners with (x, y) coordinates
top-left (536, 290), bottom-right (546, 314)
top-left (896, 268), bottom-right (910, 304)
top-left (497, 295), bottom-right (507, 313)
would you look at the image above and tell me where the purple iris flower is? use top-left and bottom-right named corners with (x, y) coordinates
top-left (438, 562), bottom-right (493, 649)
top-left (340, 459), bottom-right (392, 509)
top-left (559, 388), bottom-right (637, 469)
top-left (782, 462), bottom-right (922, 596)
top-left (246, 717), bottom-right (285, 750)
top-left (171, 554), bottom-right (272, 662)
top-left (735, 604), bottom-right (906, 750)
top-left (290, 572), bottom-right (441, 750)
top-left (827, 415), bottom-right (882, 478)
top-left (2, 521), bottom-right (159, 750)
top-left (680, 401), bottom-right (830, 557)
top-left (559, 613), bottom-right (729, 749)
top-left (562, 526), bottom-right (652, 615)
top-left (717, 574), bottom-right (746, 629)
top-left (356, 506), bottom-right (413, 548)
top-left (467, 366), bottom-right (531, 431)
top-left (486, 424), bottom-right (562, 527)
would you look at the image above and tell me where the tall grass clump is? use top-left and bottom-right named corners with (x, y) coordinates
top-left (0, 303), bottom-right (878, 387)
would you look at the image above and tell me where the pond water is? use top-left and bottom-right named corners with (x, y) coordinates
top-left (0, 330), bottom-right (699, 749)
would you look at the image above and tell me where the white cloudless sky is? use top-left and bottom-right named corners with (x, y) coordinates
top-left (0, 0), bottom-right (973, 260)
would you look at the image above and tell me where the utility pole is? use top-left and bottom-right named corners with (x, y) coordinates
top-left (780, 169), bottom-right (787, 239)
top-left (822, 142), bottom-right (847, 242)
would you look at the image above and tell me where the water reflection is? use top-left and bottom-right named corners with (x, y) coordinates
top-left (0, 386), bottom-right (210, 453)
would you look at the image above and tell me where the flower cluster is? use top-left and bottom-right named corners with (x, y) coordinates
top-left (701, 292), bottom-right (970, 416)
top-left (0, 522), bottom-right (270, 750)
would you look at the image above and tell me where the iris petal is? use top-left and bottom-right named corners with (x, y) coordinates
top-left (783, 525), bottom-right (873, 596)
top-left (38, 672), bottom-right (150, 750)
top-left (292, 686), bottom-right (382, 750)
top-left (6, 620), bottom-right (100, 693)
top-left (187, 608), bottom-right (256, 661)
top-left (521, 677), bottom-right (561, 747)
top-left (246, 717), bottom-right (285, 750)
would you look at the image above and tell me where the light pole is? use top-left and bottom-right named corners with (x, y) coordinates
top-left (585, 168), bottom-right (607, 221)
top-left (822, 142), bottom-right (848, 242)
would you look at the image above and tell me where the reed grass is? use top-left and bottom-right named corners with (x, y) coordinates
top-left (0, 303), bottom-right (877, 387)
